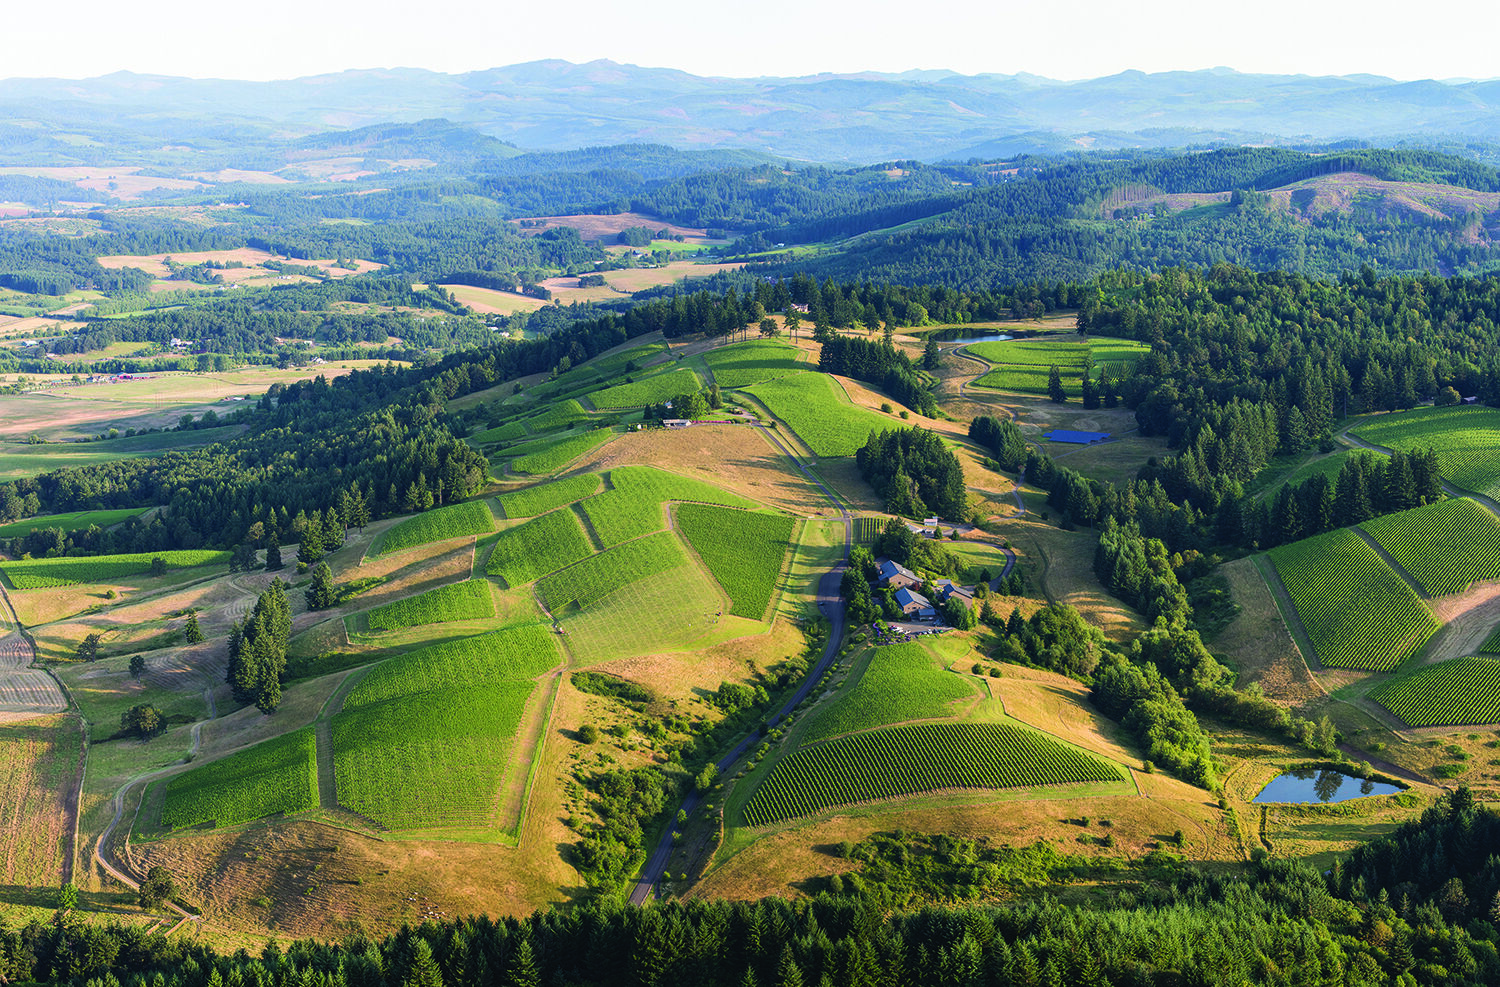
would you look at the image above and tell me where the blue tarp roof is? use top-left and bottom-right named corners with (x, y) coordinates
top-left (1044, 429), bottom-right (1110, 444)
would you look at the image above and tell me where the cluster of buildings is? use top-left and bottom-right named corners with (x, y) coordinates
top-left (874, 558), bottom-right (974, 623)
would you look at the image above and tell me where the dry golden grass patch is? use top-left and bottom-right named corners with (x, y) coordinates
top-left (1005, 520), bottom-right (1143, 640)
top-left (1214, 557), bottom-right (1322, 704)
top-left (989, 663), bottom-right (1145, 767)
top-left (598, 619), bottom-right (805, 705)
top-left (0, 713), bottom-right (82, 886)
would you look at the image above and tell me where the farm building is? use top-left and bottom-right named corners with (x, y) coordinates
top-left (934, 580), bottom-right (974, 608)
top-left (894, 586), bottom-right (937, 620)
top-left (662, 419), bottom-right (692, 428)
top-left (876, 558), bottom-right (920, 590)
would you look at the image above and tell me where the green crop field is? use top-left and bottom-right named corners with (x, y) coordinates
top-left (1371, 656), bottom-right (1500, 726)
top-left (852, 517), bottom-right (885, 544)
top-left (1352, 405), bottom-right (1500, 498)
top-left (743, 722), bottom-right (1125, 826)
top-left (970, 366), bottom-right (1057, 394)
top-left (160, 729), bottom-right (318, 830)
top-left (496, 473), bottom-right (602, 518)
top-left (969, 337), bottom-right (1147, 394)
top-left (702, 340), bottom-right (806, 388)
top-left (344, 622), bottom-right (562, 711)
top-left (746, 372), bottom-right (896, 457)
top-left (589, 368), bottom-right (702, 410)
top-left (523, 399), bottom-right (591, 433)
top-left (1480, 626), bottom-right (1500, 654)
top-left (538, 530), bottom-right (688, 614)
top-left (485, 508), bottom-right (595, 586)
top-left (580, 465), bottom-right (757, 547)
top-left (556, 558), bottom-right (724, 664)
top-left (803, 642), bottom-right (976, 743)
top-left (549, 342), bottom-right (666, 391)
top-left (0, 425), bottom-right (243, 482)
top-left (364, 579), bottom-right (495, 631)
top-left (510, 429), bottom-right (615, 475)
top-left (0, 549), bottom-right (230, 589)
top-left (1087, 337), bottom-right (1152, 367)
top-left (376, 500), bottom-right (495, 555)
top-left (1268, 528), bottom-right (1440, 670)
top-left (469, 420), bottom-right (528, 446)
top-left (0, 508), bottom-right (148, 538)
top-left (676, 504), bottom-right (796, 619)
top-left (968, 339), bottom-right (1090, 368)
top-left (1361, 499), bottom-right (1500, 596)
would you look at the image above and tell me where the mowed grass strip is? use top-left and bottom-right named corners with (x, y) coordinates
top-left (485, 509), bottom-right (595, 586)
top-left (365, 579), bottom-right (494, 631)
top-left (377, 500), bottom-right (495, 555)
top-left (745, 372), bottom-right (895, 457)
top-left (344, 622), bottom-right (562, 711)
top-left (743, 722), bottom-right (1125, 826)
top-left (676, 504), bottom-right (795, 619)
top-left (332, 681), bottom-right (533, 830)
top-left (1352, 405), bottom-right (1500, 499)
top-left (590, 368), bottom-right (702, 410)
top-left (496, 473), bottom-right (602, 518)
top-left (803, 642), bottom-right (976, 743)
top-left (510, 429), bottom-right (615, 475)
top-left (0, 508), bottom-right (147, 538)
top-left (581, 465), bottom-right (758, 547)
top-left (0, 549), bottom-right (230, 589)
top-left (161, 729), bottom-right (318, 830)
top-left (1268, 528), bottom-right (1439, 670)
top-left (702, 340), bottom-right (805, 387)
top-left (1361, 499), bottom-right (1500, 596)
top-left (538, 530), bottom-right (687, 614)
top-left (1372, 656), bottom-right (1500, 727)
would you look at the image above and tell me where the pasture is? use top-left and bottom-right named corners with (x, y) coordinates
top-left (1360, 499), bottom-right (1500, 596)
top-left (160, 729), bottom-right (319, 830)
top-left (374, 500), bottom-right (496, 556)
top-left (496, 473), bottom-right (602, 518)
top-left (1352, 405), bottom-right (1500, 498)
top-left (485, 509), bottom-right (595, 586)
top-left (0, 714), bottom-right (82, 886)
top-left (1371, 656), bottom-right (1500, 726)
top-left (803, 642), bottom-right (977, 743)
top-left (675, 504), bottom-right (796, 619)
top-left (745, 372), bottom-right (897, 457)
top-left (364, 579), bottom-right (495, 631)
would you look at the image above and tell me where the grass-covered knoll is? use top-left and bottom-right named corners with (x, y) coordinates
top-left (589, 367), bottom-right (702, 410)
top-left (804, 642), bottom-right (976, 743)
top-left (160, 729), bottom-right (318, 830)
top-left (469, 420), bottom-right (528, 446)
top-left (510, 429), bottom-right (615, 475)
top-left (485, 508), bottom-right (595, 586)
top-left (365, 579), bottom-right (495, 631)
top-left (0, 508), bottom-right (147, 538)
top-left (702, 340), bottom-right (806, 388)
top-left (1372, 656), bottom-right (1500, 726)
top-left (523, 399), bottom-right (591, 434)
top-left (1361, 499), bottom-right (1500, 596)
top-left (745, 372), bottom-right (895, 457)
top-left (676, 504), bottom-right (796, 619)
top-left (0, 549), bottom-right (230, 589)
top-left (1268, 528), bottom-right (1439, 670)
top-left (1352, 405), bottom-right (1500, 498)
top-left (332, 681), bottom-right (533, 830)
top-left (743, 721), bottom-right (1126, 826)
top-left (581, 465), bottom-right (758, 547)
top-left (376, 500), bottom-right (495, 555)
top-left (344, 622), bottom-right (562, 710)
top-left (496, 473), bottom-right (602, 517)
top-left (538, 530), bottom-right (689, 614)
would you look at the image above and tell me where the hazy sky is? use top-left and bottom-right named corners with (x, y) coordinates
top-left (7, 0), bottom-right (1496, 82)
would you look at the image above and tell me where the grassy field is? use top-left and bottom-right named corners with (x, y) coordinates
top-left (804, 642), bottom-right (977, 743)
top-left (1371, 656), bottom-right (1500, 726)
top-left (468, 420), bottom-right (528, 446)
top-left (968, 338), bottom-right (1090, 368)
top-left (364, 579), bottom-right (495, 631)
top-left (496, 474), bottom-right (602, 518)
top-left (1352, 405), bottom-right (1500, 498)
top-left (160, 729), bottom-right (319, 830)
top-left (485, 508), bottom-right (595, 586)
top-left (702, 340), bottom-right (806, 388)
top-left (0, 426), bottom-right (241, 481)
top-left (0, 549), bottom-right (229, 589)
top-left (1244, 450), bottom-right (1362, 500)
top-left (0, 714), bottom-right (82, 886)
top-left (1361, 499), bottom-right (1500, 596)
top-left (374, 500), bottom-right (495, 555)
top-left (510, 430), bottom-right (616, 475)
top-left (0, 508), bottom-right (148, 538)
top-left (589, 368), bottom-right (702, 410)
top-left (745, 372), bottom-right (896, 457)
top-left (1268, 528), bottom-right (1440, 670)
top-left (580, 465), bottom-right (757, 548)
top-left (675, 504), bottom-right (796, 618)
top-left (742, 721), bottom-right (1127, 826)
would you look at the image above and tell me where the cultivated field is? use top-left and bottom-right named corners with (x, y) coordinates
top-left (1361, 499), bottom-right (1500, 596)
top-left (1371, 655), bottom-right (1500, 726)
top-left (803, 642), bottom-right (977, 743)
top-left (373, 500), bottom-right (495, 556)
top-left (485, 509), bottom-right (595, 586)
top-left (701, 340), bottom-right (808, 388)
top-left (745, 372), bottom-right (898, 457)
top-left (161, 729), bottom-right (319, 830)
top-left (510, 430), bottom-right (617, 475)
top-left (363, 579), bottom-right (495, 631)
top-left (589, 368), bottom-right (702, 410)
top-left (495, 474), bottom-right (603, 518)
top-left (0, 549), bottom-right (230, 589)
top-left (1352, 405), bottom-right (1500, 498)
top-left (968, 335), bottom-right (1150, 395)
top-left (675, 504), bottom-right (796, 619)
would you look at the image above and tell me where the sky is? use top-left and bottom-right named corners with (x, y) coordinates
top-left (6, 0), bottom-right (1498, 83)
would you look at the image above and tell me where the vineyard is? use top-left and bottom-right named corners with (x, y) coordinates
top-left (1352, 405), bottom-right (1500, 498)
top-left (468, 420), bottom-right (528, 446)
top-left (804, 642), bottom-right (977, 743)
top-left (1371, 656), bottom-right (1500, 726)
top-left (522, 399), bottom-right (591, 433)
top-left (967, 339), bottom-right (1089, 368)
top-left (160, 729), bottom-right (318, 830)
top-left (538, 531), bottom-right (689, 614)
top-left (675, 504), bottom-right (796, 618)
top-left (745, 372), bottom-right (897, 457)
top-left (589, 368), bottom-right (703, 410)
top-left (0, 508), bottom-right (147, 539)
top-left (376, 500), bottom-right (496, 555)
top-left (510, 429), bottom-right (615, 475)
top-left (1480, 626), bottom-right (1500, 654)
top-left (852, 517), bottom-right (885, 544)
top-left (556, 560), bottom-right (724, 663)
top-left (580, 465), bottom-right (757, 548)
top-left (496, 473), bottom-right (602, 518)
top-left (364, 579), bottom-right (495, 631)
top-left (743, 722), bottom-right (1125, 826)
top-left (344, 622), bottom-right (561, 711)
top-left (0, 549), bottom-right (230, 589)
top-left (970, 337), bottom-right (1148, 394)
top-left (485, 508), bottom-right (595, 586)
top-left (1268, 528), bottom-right (1439, 670)
top-left (1361, 499), bottom-right (1500, 596)
top-left (702, 340), bottom-right (806, 388)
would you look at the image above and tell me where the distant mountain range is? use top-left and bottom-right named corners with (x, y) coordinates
top-left (5, 61), bottom-right (1500, 165)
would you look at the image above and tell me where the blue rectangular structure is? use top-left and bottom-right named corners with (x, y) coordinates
top-left (1044, 429), bottom-right (1110, 444)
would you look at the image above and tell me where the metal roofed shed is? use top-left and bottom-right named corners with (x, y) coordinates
top-left (1043, 429), bottom-right (1111, 445)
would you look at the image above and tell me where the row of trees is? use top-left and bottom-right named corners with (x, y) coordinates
top-left (226, 580), bottom-right (292, 714)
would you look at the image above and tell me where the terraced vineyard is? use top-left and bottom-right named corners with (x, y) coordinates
top-left (496, 473), bottom-right (602, 518)
top-left (580, 465), bottom-right (757, 547)
top-left (702, 340), bottom-right (805, 387)
top-left (1352, 405), bottom-right (1500, 498)
top-left (1268, 529), bottom-right (1440, 670)
top-left (523, 398), bottom-right (591, 433)
top-left (804, 642), bottom-right (976, 743)
top-left (468, 420), bottom-right (528, 446)
top-left (538, 531), bottom-right (689, 614)
top-left (510, 429), bottom-right (615, 475)
top-left (1361, 499), bottom-right (1500, 596)
top-left (745, 372), bottom-right (896, 457)
top-left (377, 500), bottom-right (496, 555)
top-left (364, 579), bottom-right (495, 631)
top-left (589, 368), bottom-right (702, 410)
top-left (160, 729), bottom-right (318, 830)
top-left (675, 504), bottom-right (796, 618)
top-left (743, 722), bottom-right (1125, 826)
top-left (344, 623), bottom-right (561, 710)
top-left (0, 549), bottom-right (230, 589)
top-left (486, 508), bottom-right (595, 586)
top-left (1371, 656), bottom-right (1500, 726)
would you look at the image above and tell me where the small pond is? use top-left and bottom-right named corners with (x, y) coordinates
top-left (1253, 767), bottom-right (1404, 804)
top-left (951, 333), bottom-right (1013, 344)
